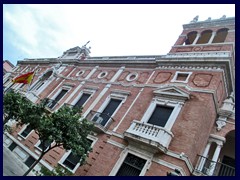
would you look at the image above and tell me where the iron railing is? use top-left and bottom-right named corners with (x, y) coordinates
top-left (85, 110), bottom-right (115, 133)
top-left (45, 99), bottom-right (59, 111)
top-left (195, 155), bottom-right (235, 176)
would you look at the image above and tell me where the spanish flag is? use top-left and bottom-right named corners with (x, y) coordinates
top-left (12, 72), bottom-right (34, 84)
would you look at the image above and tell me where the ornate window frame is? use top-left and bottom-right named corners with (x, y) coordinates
top-left (18, 124), bottom-right (33, 140)
top-left (98, 71), bottom-right (108, 79)
top-left (109, 147), bottom-right (152, 176)
top-left (170, 71), bottom-right (192, 83)
top-left (97, 89), bottom-right (130, 114)
top-left (141, 99), bottom-right (183, 130)
top-left (126, 72), bottom-right (138, 82)
top-left (58, 135), bottom-right (97, 173)
top-left (141, 85), bottom-right (189, 131)
top-left (76, 70), bottom-right (85, 77)
top-left (51, 85), bottom-right (71, 102)
top-left (34, 140), bottom-right (53, 153)
top-left (70, 88), bottom-right (95, 107)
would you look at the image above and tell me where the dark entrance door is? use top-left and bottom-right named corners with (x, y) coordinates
top-left (218, 155), bottom-right (235, 176)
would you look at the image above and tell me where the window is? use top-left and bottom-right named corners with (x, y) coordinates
top-left (29, 71), bottom-right (53, 92)
top-left (98, 71), bottom-right (108, 79)
top-left (73, 93), bottom-right (91, 109)
top-left (19, 83), bottom-right (26, 89)
top-left (126, 72), bottom-right (138, 82)
top-left (171, 71), bottom-right (192, 83)
top-left (35, 82), bottom-right (44, 91)
top-left (36, 140), bottom-right (52, 151)
top-left (184, 31), bottom-right (198, 45)
top-left (76, 70), bottom-right (85, 76)
top-left (19, 125), bottom-right (32, 138)
top-left (68, 51), bottom-right (77, 56)
top-left (147, 105), bottom-right (174, 127)
top-left (116, 153), bottom-right (147, 176)
top-left (8, 142), bottom-right (17, 151)
top-left (25, 156), bottom-right (36, 168)
top-left (60, 139), bottom-right (93, 171)
top-left (212, 28), bottom-right (229, 43)
top-left (48, 89), bottom-right (68, 109)
top-left (92, 99), bottom-right (121, 126)
top-left (4, 83), bottom-right (14, 93)
top-left (196, 30), bottom-right (213, 44)
top-left (3, 79), bottom-right (10, 85)
top-left (142, 86), bottom-right (189, 131)
top-left (62, 152), bottom-right (82, 170)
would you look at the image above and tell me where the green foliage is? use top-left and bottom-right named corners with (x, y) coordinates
top-left (4, 91), bottom-right (94, 175)
top-left (37, 165), bottom-right (73, 176)
top-left (3, 124), bottom-right (12, 134)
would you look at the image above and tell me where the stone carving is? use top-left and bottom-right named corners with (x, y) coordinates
top-left (190, 15), bottom-right (199, 23)
top-left (216, 92), bottom-right (235, 131)
top-left (58, 41), bottom-right (91, 60)
top-left (153, 72), bottom-right (172, 83)
top-left (205, 17), bottom-right (211, 21)
top-left (220, 15), bottom-right (226, 19)
top-left (192, 74), bottom-right (213, 87)
top-left (137, 72), bottom-right (149, 83)
top-left (193, 46), bottom-right (203, 52)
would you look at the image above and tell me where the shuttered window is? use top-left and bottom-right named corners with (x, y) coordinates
top-left (37, 140), bottom-right (52, 151)
top-left (48, 89), bottom-right (68, 109)
top-left (25, 156), bottom-right (36, 167)
top-left (73, 93), bottom-right (91, 108)
top-left (116, 153), bottom-right (146, 176)
top-left (63, 139), bottom-right (93, 170)
top-left (63, 152), bottom-right (81, 170)
top-left (8, 142), bottom-right (17, 151)
top-left (94, 99), bottom-right (121, 126)
top-left (147, 105), bottom-right (174, 127)
top-left (20, 126), bottom-right (32, 138)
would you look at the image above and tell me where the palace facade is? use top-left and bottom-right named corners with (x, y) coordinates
top-left (3, 16), bottom-right (235, 176)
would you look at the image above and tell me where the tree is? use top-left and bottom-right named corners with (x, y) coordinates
top-left (3, 91), bottom-right (94, 176)
top-left (36, 164), bottom-right (73, 176)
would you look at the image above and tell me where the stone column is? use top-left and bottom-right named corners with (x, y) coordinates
top-left (208, 143), bottom-right (223, 175)
top-left (208, 32), bottom-right (216, 44)
top-left (197, 141), bottom-right (212, 172)
top-left (192, 33), bottom-right (201, 45)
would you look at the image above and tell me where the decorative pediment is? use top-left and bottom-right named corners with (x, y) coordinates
top-left (153, 85), bottom-right (190, 101)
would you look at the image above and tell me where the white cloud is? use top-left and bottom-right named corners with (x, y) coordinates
top-left (3, 4), bottom-right (235, 65)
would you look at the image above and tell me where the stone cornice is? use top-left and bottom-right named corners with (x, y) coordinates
top-left (183, 17), bottom-right (235, 29)
top-left (156, 58), bottom-right (233, 94)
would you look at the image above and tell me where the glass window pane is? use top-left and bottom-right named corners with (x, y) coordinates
top-left (148, 105), bottom-right (173, 127)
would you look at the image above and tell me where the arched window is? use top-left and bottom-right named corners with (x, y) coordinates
top-left (212, 28), bottom-right (229, 43)
top-left (196, 30), bottom-right (212, 44)
top-left (184, 31), bottom-right (197, 45)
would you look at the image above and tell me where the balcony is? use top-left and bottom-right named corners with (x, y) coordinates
top-left (194, 155), bottom-right (235, 176)
top-left (45, 99), bottom-right (59, 112)
top-left (124, 120), bottom-right (174, 153)
top-left (85, 110), bottom-right (115, 133)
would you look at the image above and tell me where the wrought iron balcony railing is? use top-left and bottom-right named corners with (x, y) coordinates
top-left (124, 120), bottom-right (174, 153)
top-left (85, 110), bottom-right (115, 133)
top-left (45, 99), bottom-right (59, 112)
top-left (194, 155), bottom-right (235, 176)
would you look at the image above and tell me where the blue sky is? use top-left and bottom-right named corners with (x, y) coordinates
top-left (3, 4), bottom-right (235, 66)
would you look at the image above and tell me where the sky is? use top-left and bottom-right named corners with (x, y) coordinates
top-left (3, 4), bottom-right (235, 66)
